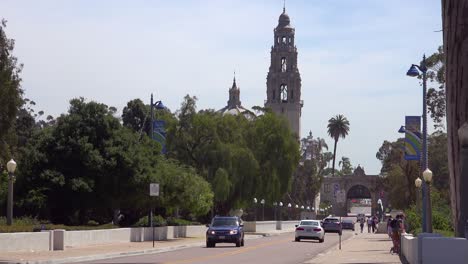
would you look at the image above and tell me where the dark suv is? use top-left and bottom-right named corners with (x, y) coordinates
top-left (206, 216), bottom-right (244, 248)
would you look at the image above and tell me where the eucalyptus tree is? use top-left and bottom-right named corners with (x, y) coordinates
top-left (327, 114), bottom-right (350, 176)
top-left (0, 19), bottom-right (23, 163)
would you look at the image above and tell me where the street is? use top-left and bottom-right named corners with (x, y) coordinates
top-left (78, 231), bottom-right (353, 264)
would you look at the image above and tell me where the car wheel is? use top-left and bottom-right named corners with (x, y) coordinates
top-left (241, 238), bottom-right (245, 247)
top-left (236, 240), bottom-right (241, 247)
top-left (319, 238), bottom-right (324, 243)
top-left (206, 241), bottom-right (213, 248)
top-left (295, 237), bottom-right (300, 242)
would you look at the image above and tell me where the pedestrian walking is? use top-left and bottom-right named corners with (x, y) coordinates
top-left (359, 217), bottom-right (365, 233)
top-left (372, 215), bottom-right (377, 233)
top-left (390, 214), bottom-right (403, 254)
top-left (367, 217), bottom-right (372, 233)
top-left (386, 216), bottom-right (393, 238)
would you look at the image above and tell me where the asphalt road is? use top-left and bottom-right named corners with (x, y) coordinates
top-left (79, 231), bottom-right (354, 264)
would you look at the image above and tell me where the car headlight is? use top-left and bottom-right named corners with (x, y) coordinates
top-left (209, 230), bottom-right (215, 235)
top-left (229, 230), bottom-right (238, 235)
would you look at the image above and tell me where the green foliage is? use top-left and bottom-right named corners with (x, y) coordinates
top-left (339, 156), bottom-right (353, 175)
top-left (133, 215), bottom-right (167, 227)
top-left (0, 216), bottom-right (114, 233)
top-left (376, 138), bottom-right (419, 209)
top-left (167, 95), bottom-right (299, 214)
top-left (423, 46), bottom-right (446, 128)
top-left (0, 19), bottom-right (24, 165)
top-left (404, 188), bottom-right (453, 236)
top-left (14, 98), bottom-right (212, 224)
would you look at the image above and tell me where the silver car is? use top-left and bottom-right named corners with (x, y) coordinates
top-left (294, 220), bottom-right (325, 243)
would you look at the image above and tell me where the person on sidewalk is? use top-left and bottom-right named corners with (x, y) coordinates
top-left (390, 214), bottom-right (403, 254)
top-left (359, 217), bottom-right (365, 233)
top-left (367, 217), bottom-right (372, 233)
top-left (386, 216), bottom-right (393, 238)
top-left (372, 215), bottom-right (378, 233)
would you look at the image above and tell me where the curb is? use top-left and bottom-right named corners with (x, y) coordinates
top-left (4, 234), bottom-right (268, 264)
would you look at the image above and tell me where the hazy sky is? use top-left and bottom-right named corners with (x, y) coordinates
top-left (1, 0), bottom-right (442, 174)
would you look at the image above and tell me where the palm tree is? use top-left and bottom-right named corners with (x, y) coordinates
top-left (327, 114), bottom-right (350, 176)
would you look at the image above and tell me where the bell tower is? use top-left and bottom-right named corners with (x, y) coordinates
top-left (265, 7), bottom-right (303, 138)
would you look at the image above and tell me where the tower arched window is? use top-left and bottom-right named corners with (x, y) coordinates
top-left (281, 57), bottom-right (287, 72)
top-left (280, 84), bottom-right (288, 102)
top-left (282, 36), bottom-right (287, 44)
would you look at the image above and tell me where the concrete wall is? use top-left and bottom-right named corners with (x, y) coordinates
top-left (65, 228), bottom-right (132, 247)
top-left (401, 234), bottom-right (418, 264)
top-left (0, 232), bottom-right (50, 253)
top-left (420, 237), bottom-right (468, 264)
top-left (243, 220), bottom-right (299, 233)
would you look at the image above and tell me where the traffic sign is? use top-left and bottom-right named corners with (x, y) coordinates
top-left (150, 183), bottom-right (159, 196)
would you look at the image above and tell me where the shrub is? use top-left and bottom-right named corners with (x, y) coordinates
top-left (87, 220), bottom-right (100, 226)
top-left (133, 215), bottom-right (167, 227)
top-left (167, 217), bottom-right (192, 226)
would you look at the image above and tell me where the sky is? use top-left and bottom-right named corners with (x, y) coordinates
top-left (1, 0), bottom-right (443, 175)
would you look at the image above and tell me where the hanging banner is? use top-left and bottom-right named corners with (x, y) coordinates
top-left (152, 120), bottom-right (166, 154)
top-left (404, 116), bottom-right (421, 160)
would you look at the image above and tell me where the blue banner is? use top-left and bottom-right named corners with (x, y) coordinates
top-left (152, 120), bottom-right (166, 154)
top-left (404, 116), bottom-right (421, 160)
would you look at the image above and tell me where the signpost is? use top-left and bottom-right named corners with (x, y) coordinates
top-left (339, 216), bottom-right (342, 250)
top-left (150, 183), bottom-right (159, 247)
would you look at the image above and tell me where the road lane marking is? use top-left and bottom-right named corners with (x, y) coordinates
top-left (162, 238), bottom-right (292, 264)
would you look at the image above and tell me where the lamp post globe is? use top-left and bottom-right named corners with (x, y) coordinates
top-left (415, 177), bottom-right (422, 188)
top-left (7, 159), bottom-right (17, 173)
top-left (423, 169), bottom-right (433, 183)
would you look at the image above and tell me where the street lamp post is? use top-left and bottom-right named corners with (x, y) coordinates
top-left (279, 202), bottom-right (283, 221)
top-left (273, 202), bottom-right (277, 221)
top-left (295, 204), bottom-right (299, 220)
top-left (260, 199), bottom-right (265, 221)
top-left (423, 169), bottom-right (433, 233)
top-left (253, 198), bottom-right (258, 222)
top-left (407, 55), bottom-right (430, 232)
top-left (6, 159), bottom-right (17, 226)
top-left (415, 177), bottom-right (422, 216)
top-left (287, 203), bottom-right (292, 220)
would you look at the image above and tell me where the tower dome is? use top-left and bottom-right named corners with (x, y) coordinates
top-left (278, 8), bottom-right (291, 28)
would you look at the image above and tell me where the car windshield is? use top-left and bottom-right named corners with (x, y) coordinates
top-left (212, 219), bottom-right (238, 227)
top-left (342, 219), bottom-right (353, 223)
top-left (324, 218), bottom-right (339, 223)
top-left (300, 221), bottom-right (318, 226)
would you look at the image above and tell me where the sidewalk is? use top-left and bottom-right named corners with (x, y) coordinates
top-left (306, 232), bottom-right (402, 264)
top-left (0, 232), bottom-right (277, 264)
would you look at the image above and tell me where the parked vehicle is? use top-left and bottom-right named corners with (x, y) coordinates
top-left (321, 217), bottom-right (342, 235)
top-left (341, 218), bottom-right (355, 231)
top-left (206, 216), bottom-right (244, 248)
top-left (294, 220), bottom-right (325, 243)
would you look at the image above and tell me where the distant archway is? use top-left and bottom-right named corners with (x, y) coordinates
top-left (346, 185), bottom-right (372, 215)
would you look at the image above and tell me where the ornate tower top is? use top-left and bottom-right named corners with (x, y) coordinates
top-left (265, 7), bottom-right (303, 138)
top-left (227, 74), bottom-right (241, 108)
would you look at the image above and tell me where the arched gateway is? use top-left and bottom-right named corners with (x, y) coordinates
top-left (319, 166), bottom-right (387, 217)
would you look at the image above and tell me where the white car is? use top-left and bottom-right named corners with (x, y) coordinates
top-left (294, 220), bottom-right (325, 243)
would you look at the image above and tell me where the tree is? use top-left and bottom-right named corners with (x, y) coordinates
top-left (339, 156), bottom-right (353, 175)
top-left (0, 19), bottom-right (23, 164)
top-left (424, 46), bottom-right (446, 129)
top-left (327, 114), bottom-right (350, 176)
top-left (122, 98), bottom-right (150, 134)
top-left (376, 138), bottom-right (420, 209)
top-left (442, 0), bottom-right (468, 237)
